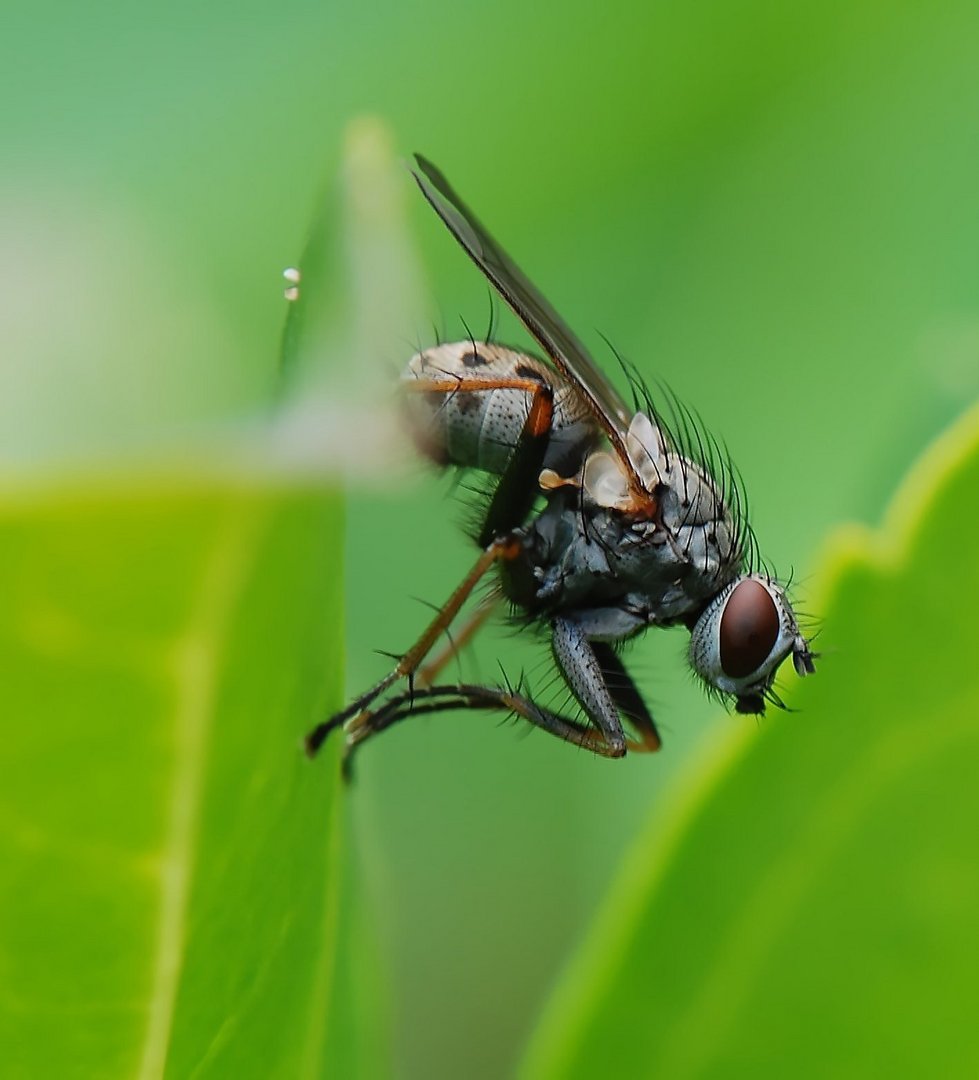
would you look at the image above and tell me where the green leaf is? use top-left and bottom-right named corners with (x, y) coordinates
top-left (521, 399), bottom-right (979, 1079)
top-left (0, 473), bottom-right (346, 1077)
top-left (0, 114), bottom-right (423, 1078)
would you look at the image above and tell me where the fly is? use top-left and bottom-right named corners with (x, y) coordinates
top-left (306, 154), bottom-right (816, 776)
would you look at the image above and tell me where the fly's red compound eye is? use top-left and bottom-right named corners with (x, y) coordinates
top-left (719, 579), bottom-right (780, 679)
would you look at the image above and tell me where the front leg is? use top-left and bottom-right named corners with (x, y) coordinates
top-left (341, 681), bottom-right (628, 779)
top-left (550, 617), bottom-right (627, 757)
top-left (589, 640), bottom-right (662, 752)
top-left (338, 619), bottom-right (659, 774)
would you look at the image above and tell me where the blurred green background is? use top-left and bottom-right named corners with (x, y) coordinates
top-left (3, 1), bottom-right (979, 1077)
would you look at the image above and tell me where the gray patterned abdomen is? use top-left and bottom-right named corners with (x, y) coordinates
top-left (402, 342), bottom-right (597, 476)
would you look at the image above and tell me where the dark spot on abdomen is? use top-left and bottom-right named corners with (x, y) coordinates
top-left (461, 350), bottom-right (486, 367)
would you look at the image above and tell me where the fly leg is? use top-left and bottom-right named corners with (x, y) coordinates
top-left (306, 373), bottom-right (554, 759)
top-left (304, 541), bottom-right (514, 756)
top-left (590, 641), bottom-right (661, 752)
top-left (550, 618), bottom-right (627, 758)
top-left (341, 682), bottom-right (627, 779)
top-left (342, 631), bottom-right (659, 775)
top-left (416, 599), bottom-right (499, 688)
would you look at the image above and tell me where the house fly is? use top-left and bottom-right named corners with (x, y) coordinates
top-left (306, 154), bottom-right (816, 775)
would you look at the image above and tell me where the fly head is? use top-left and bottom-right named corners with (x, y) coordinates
top-left (689, 575), bottom-right (815, 713)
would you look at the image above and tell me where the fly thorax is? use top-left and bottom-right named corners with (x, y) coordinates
top-left (582, 441), bottom-right (742, 610)
top-left (654, 458), bottom-right (743, 597)
top-left (514, 495), bottom-right (625, 612)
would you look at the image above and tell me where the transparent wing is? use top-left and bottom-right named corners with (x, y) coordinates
top-left (410, 154), bottom-right (652, 503)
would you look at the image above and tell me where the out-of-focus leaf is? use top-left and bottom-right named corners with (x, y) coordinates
top-left (0, 471), bottom-right (345, 1077)
top-left (521, 399), bottom-right (979, 1078)
top-left (0, 113), bottom-right (424, 1078)
top-left (280, 116), bottom-right (426, 397)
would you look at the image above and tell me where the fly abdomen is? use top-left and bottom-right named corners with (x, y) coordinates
top-left (401, 342), bottom-right (596, 476)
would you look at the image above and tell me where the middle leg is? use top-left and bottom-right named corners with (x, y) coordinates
top-left (550, 617), bottom-right (628, 758)
top-left (589, 641), bottom-right (662, 753)
top-left (341, 681), bottom-right (629, 778)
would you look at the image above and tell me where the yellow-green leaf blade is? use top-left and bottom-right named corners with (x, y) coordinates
top-left (0, 475), bottom-right (345, 1077)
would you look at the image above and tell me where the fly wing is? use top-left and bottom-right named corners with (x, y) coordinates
top-left (410, 154), bottom-right (654, 508)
